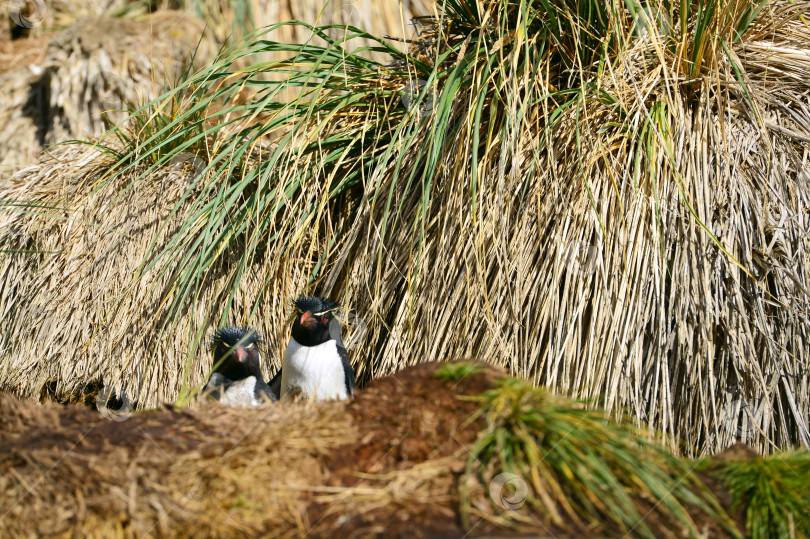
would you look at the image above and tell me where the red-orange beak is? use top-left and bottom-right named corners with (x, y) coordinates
top-left (299, 311), bottom-right (317, 328)
top-left (234, 346), bottom-right (248, 363)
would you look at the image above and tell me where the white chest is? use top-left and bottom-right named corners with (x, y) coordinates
top-left (281, 338), bottom-right (349, 401)
top-left (211, 376), bottom-right (261, 407)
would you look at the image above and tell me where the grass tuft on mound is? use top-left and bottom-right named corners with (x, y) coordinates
top-left (711, 450), bottom-right (810, 539)
top-left (435, 361), bottom-right (484, 382)
top-left (461, 377), bottom-right (741, 538)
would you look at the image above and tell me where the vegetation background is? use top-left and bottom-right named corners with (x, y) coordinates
top-left (1, 0), bottom-right (809, 461)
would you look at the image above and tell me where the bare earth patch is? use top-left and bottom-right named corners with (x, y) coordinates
top-left (0, 362), bottom-right (768, 537)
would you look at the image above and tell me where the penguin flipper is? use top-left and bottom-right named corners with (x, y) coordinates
top-left (203, 373), bottom-right (231, 401)
top-left (268, 369), bottom-right (282, 400)
top-left (254, 378), bottom-right (278, 402)
top-left (338, 344), bottom-right (355, 397)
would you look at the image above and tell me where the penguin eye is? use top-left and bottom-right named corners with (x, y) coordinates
top-left (321, 317), bottom-right (328, 323)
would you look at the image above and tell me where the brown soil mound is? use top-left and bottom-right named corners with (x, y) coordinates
top-left (313, 362), bottom-right (502, 538)
top-left (0, 390), bottom-right (351, 536)
top-left (0, 362), bottom-right (756, 537)
top-left (0, 362), bottom-right (502, 537)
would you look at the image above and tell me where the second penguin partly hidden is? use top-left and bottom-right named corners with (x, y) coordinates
top-left (269, 296), bottom-right (356, 401)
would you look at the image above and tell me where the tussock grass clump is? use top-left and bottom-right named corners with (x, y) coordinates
top-left (460, 378), bottom-right (740, 537)
top-left (0, 144), bottom-right (218, 406)
top-left (0, 9), bottom-right (212, 178)
top-left (43, 10), bottom-right (213, 144)
top-left (1, 0), bottom-right (809, 457)
top-left (435, 361), bottom-right (484, 382)
top-left (714, 450), bottom-right (810, 539)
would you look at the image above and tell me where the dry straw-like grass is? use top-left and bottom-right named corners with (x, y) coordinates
top-left (0, 32), bottom-right (50, 176)
top-left (0, 392), bottom-right (352, 537)
top-left (1, 0), bottom-right (809, 457)
top-left (0, 0), bottom-right (429, 178)
top-left (0, 144), bottom-right (236, 405)
top-left (0, 8), bottom-right (211, 178)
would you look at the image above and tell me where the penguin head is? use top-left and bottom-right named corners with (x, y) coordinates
top-left (211, 326), bottom-right (263, 380)
top-left (291, 296), bottom-right (339, 346)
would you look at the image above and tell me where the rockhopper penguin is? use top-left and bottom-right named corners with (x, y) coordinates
top-left (205, 326), bottom-right (276, 406)
top-left (270, 296), bottom-right (355, 401)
